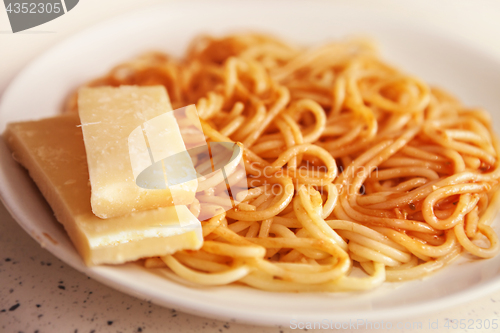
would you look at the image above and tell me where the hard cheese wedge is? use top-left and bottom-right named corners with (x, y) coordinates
top-left (4, 114), bottom-right (203, 266)
top-left (78, 86), bottom-right (197, 219)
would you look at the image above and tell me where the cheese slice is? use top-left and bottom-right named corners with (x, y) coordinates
top-left (4, 114), bottom-right (203, 266)
top-left (78, 86), bottom-right (197, 219)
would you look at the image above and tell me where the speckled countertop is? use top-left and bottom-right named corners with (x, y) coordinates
top-left (2, 1), bottom-right (500, 332)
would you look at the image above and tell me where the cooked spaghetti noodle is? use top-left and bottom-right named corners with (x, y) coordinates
top-left (66, 34), bottom-right (500, 292)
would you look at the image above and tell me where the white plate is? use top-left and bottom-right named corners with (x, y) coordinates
top-left (1, 0), bottom-right (500, 326)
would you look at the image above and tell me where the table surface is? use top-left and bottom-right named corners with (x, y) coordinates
top-left (1, 1), bottom-right (500, 332)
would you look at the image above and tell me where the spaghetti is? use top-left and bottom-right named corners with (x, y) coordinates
top-left (66, 34), bottom-right (500, 292)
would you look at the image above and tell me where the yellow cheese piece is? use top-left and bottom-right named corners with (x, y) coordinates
top-left (4, 114), bottom-right (203, 266)
top-left (78, 86), bottom-right (197, 219)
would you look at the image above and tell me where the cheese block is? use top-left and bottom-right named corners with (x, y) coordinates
top-left (78, 86), bottom-right (197, 219)
top-left (4, 114), bottom-right (203, 266)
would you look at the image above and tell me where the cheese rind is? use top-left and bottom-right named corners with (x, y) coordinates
top-left (77, 86), bottom-right (196, 219)
top-left (4, 115), bottom-right (203, 266)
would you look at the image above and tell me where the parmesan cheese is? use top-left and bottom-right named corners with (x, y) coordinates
top-left (4, 114), bottom-right (203, 266)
